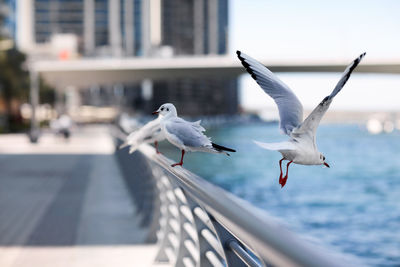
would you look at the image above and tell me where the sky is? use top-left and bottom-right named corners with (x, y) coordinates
top-left (229, 0), bottom-right (400, 111)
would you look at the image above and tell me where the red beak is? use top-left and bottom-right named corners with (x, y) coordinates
top-left (152, 111), bottom-right (159, 115)
top-left (323, 162), bottom-right (330, 168)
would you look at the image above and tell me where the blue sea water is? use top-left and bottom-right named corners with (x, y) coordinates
top-left (159, 123), bottom-right (400, 267)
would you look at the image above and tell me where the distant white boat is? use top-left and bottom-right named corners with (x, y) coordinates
top-left (366, 118), bottom-right (396, 134)
top-left (366, 119), bottom-right (382, 134)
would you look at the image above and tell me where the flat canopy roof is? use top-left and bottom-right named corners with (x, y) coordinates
top-left (31, 56), bottom-right (400, 88)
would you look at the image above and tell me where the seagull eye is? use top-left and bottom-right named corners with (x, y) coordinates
top-left (167, 108), bottom-right (169, 111)
top-left (161, 107), bottom-right (164, 111)
top-left (323, 156), bottom-right (326, 161)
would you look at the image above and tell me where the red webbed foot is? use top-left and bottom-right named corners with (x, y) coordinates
top-left (280, 176), bottom-right (288, 188)
top-left (171, 150), bottom-right (185, 167)
top-left (279, 174), bottom-right (284, 186)
top-left (171, 162), bottom-right (183, 167)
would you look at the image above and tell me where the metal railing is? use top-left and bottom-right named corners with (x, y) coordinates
top-left (113, 128), bottom-right (347, 267)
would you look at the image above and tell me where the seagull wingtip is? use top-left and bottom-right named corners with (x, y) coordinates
top-left (236, 50), bottom-right (241, 56)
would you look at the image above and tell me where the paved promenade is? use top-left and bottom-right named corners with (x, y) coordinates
top-left (0, 126), bottom-right (160, 267)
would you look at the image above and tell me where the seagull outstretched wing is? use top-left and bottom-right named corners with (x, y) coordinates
top-left (293, 52), bottom-right (366, 140)
top-left (237, 50), bottom-right (303, 135)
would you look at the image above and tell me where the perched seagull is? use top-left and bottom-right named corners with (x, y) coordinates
top-left (237, 50), bottom-right (366, 188)
top-left (119, 116), bottom-right (165, 154)
top-left (153, 103), bottom-right (236, 167)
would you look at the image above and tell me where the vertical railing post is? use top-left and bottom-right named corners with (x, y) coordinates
top-left (144, 166), bottom-right (162, 243)
top-left (183, 194), bottom-right (221, 267)
top-left (172, 187), bottom-right (200, 267)
top-left (29, 70), bottom-right (40, 143)
top-left (154, 175), bottom-right (180, 264)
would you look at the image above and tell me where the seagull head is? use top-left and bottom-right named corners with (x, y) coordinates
top-left (152, 103), bottom-right (177, 118)
top-left (319, 154), bottom-right (330, 168)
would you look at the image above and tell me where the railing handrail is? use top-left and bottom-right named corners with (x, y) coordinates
top-left (112, 126), bottom-right (350, 267)
top-left (137, 144), bottom-right (345, 267)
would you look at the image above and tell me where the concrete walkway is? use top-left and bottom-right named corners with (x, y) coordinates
top-left (0, 126), bottom-right (160, 267)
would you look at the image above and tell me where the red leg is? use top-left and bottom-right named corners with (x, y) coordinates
top-left (154, 141), bottom-right (161, 154)
top-left (278, 158), bottom-right (285, 185)
top-left (281, 161), bottom-right (293, 188)
top-left (171, 150), bottom-right (185, 167)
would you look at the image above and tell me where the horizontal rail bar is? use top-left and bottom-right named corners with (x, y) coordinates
top-left (165, 247), bottom-right (175, 262)
top-left (168, 233), bottom-right (179, 249)
top-left (183, 257), bottom-right (195, 267)
top-left (201, 229), bottom-right (225, 258)
top-left (205, 251), bottom-right (224, 267)
top-left (194, 206), bottom-right (213, 229)
top-left (228, 240), bottom-right (261, 267)
top-left (184, 239), bottom-right (198, 260)
top-left (180, 205), bottom-right (194, 222)
top-left (183, 222), bottom-right (197, 241)
top-left (169, 219), bottom-right (180, 234)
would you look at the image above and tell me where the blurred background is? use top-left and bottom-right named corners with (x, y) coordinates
top-left (0, 0), bottom-right (399, 129)
top-left (0, 0), bottom-right (399, 266)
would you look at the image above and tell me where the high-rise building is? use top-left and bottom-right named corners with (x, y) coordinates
top-left (161, 0), bottom-right (228, 56)
top-left (6, 0), bottom-right (237, 115)
top-left (34, 0), bottom-right (84, 43)
top-left (7, 0), bottom-right (230, 57)
top-left (150, 0), bottom-right (236, 116)
top-left (1, 0), bottom-right (16, 39)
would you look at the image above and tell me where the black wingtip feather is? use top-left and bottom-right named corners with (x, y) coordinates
top-left (212, 143), bottom-right (236, 153)
top-left (327, 52), bottom-right (367, 100)
top-left (236, 50), bottom-right (259, 81)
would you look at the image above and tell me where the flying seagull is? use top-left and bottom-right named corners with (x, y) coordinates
top-left (153, 103), bottom-right (236, 167)
top-left (237, 50), bottom-right (366, 187)
top-left (120, 116), bottom-right (165, 154)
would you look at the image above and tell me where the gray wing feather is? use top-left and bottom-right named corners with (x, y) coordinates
top-left (294, 52), bottom-right (366, 139)
top-left (166, 119), bottom-right (211, 148)
top-left (237, 51), bottom-right (303, 135)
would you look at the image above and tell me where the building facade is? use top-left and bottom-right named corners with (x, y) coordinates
top-left (151, 0), bottom-right (236, 116)
top-left (1, 0), bottom-right (17, 39)
top-left (7, 0), bottom-right (237, 116)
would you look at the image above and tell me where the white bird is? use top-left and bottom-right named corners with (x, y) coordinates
top-left (237, 50), bottom-right (366, 188)
top-left (153, 103), bottom-right (236, 167)
top-left (119, 116), bottom-right (165, 154)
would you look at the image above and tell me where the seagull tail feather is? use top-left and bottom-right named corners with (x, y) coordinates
top-left (211, 143), bottom-right (236, 154)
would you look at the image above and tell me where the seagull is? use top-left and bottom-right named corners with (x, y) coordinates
top-left (119, 116), bottom-right (165, 154)
top-left (153, 103), bottom-right (236, 167)
top-left (237, 50), bottom-right (366, 188)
